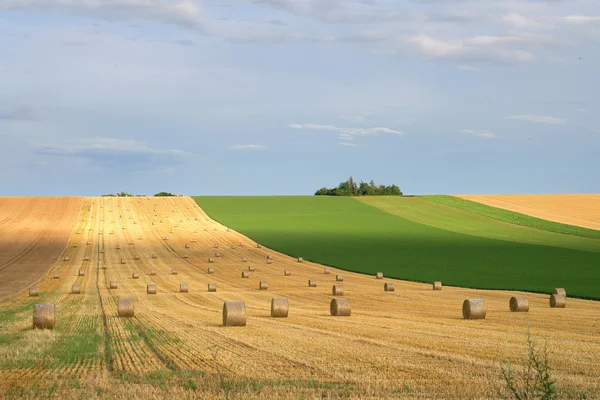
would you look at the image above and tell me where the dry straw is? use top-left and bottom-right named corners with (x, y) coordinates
top-left (384, 282), bottom-right (395, 292)
top-left (550, 294), bottom-right (566, 308)
top-left (118, 298), bottom-right (134, 317)
top-left (110, 280), bottom-right (118, 289)
top-left (376, 272), bottom-right (383, 279)
top-left (433, 281), bottom-right (442, 290)
top-left (284, 270), bottom-right (291, 276)
top-left (132, 272), bottom-right (139, 279)
top-left (147, 284), bottom-right (157, 294)
top-left (33, 304), bottom-right (55, 329)
top-left (172, 268), bottom-right (178, 275)
top-left (308, 279), bottom-right (317, 287)
top-left (462, 299), bottom-right (486, 320)
top-left (223, 302), bottom-right (246, 326)
top-left (29, 286), bottom-right (40, 297)
top-left (242, 271), bottom-right (249, 278)
top-left (259, 281), bottom-right (268, 290)
top-left (271, 298), bottom-right (289, 318)
top-left (180, 283), bottom-right (189, 293)
top-left (336, 274), bottom-right (344, 282)
top-left (330, 298), bottom-right (351, 316)
top-left (552, 288), bottom-right (566, 297)
top-left (207, 267), bottom-right (215, 274)
top-left (71, 284), bottom-right (81, 294)
top-left (79, 270), bottom-right (85, 276)
top-left (332, 285), bottom-right (344, 296)
top-left (509, 296), bottom-right (529, 312)
top-left (208, 283), bottom-right (217, 292)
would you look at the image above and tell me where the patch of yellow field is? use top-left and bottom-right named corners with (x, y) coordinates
top-left (1, 196), bottom-right (599, 399)
top-left (457, 194), bottom-right (600, 230)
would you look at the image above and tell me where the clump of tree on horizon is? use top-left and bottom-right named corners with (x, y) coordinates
top-left (315, 177), bottom-right (402, 196)
top-left (102, 192), bottom-right (135, 197)
top-left (154, 192), bottom-right (176, 197)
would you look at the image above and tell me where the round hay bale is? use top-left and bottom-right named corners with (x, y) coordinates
top-left (266, 259), bottom-right (272, 264)
top-left (182, 254), bottom-right (189, 259)
top-left (132, 272), bottom-right (139, 279)
top-left (147, 284), bottom-right (157, 294)
top-left (384, 282), bottom-right (395, 292)
top-left (297, 257), bottom-right (303, 263)
top-left (180, 283), bottom-right (188, 293)
top-left (259, 281), bottom-right (268, 290)
top-left (29, 286), bottom-right (40, 297)
top-left (150, 269), bottom-right (157, 275)
top-left (284, 270), bottom-right (291, 276)
top-left (63, 256), bottom-right (70, 262)
top-left (208, 257), bottom-right (214, 263)
top-left (185, 244), bottom-right (190, 248)
top-left (207, 267), bottom-right (215, 274)
top-left (376, 272), bottom-right (383, 279)
top-left (332, 285), bottom-right (344, 296)
top-left (509, 296), bottom-right (529, 312)
top-left (271, 298), bottom-right (289, 318)
top-left (230, 245), bottom-right (236, 250)
top-left (121, 258), bottom-right (126, 265)
top-left (152, 254), bottom-right (158, 259)
top-left (242, 257), bottom-right (247, 263)
top-left (118, 298), bottom-right (134, 317)
top-left (33, 304), bottom-right (55, 329)
top-left (223, 302), bottom-right (246, 326)
top-left (134, 255), bottom-right (140, 260)
top-left (129, 241), bottom-right (134, 245)
top-left (336, 274), bottom-right (344, 282)
top-left (324, 268), bottom-right (330, 274)
top-left (308, 279), bottom-right (317, 287)
top-left (267, 254), bottom-right (273, 260)
top-left (86, 241), bottom-right (91, 245)
top-left (110, 280), bottom-right (118, 289)
top-left (257, 243), bottom-right (262, 248)
top-left (84, 257), bottom-right (90, 262)
top-left (101, 263), bottom-right (107, 269)
top-left (248, 266), bottom-right (255, 272)
top-left (116, 244), bottom-right (121, 250)
top-left (215, 252), bottom-right (222, 257)
top-left (462, 299), bottom-right (486, 320)
top-left (330, 298), bottom-right (351, 316)
top-left (552, 288), bottom-right (566, 297)
top-left (79, 270), bottom-right (85, 276)
top-left (71, 284), bottom-right (81, 294)
top-left (213, 244), bottom-right (219, 249)
top-left (208, 283), bottom-right (217, 292)
top-left (433, 281), bottom-right (442, 290)
top-left (163, 236), bottom-right (168, 240)
top-left (241, 271), bottom-right (249, 278)
top-left (550, 294), bottom-right (566, 308)
top-left (152, 222), bottom-right (155, 225)
top-left (53, 272), bottom-right (60, 279)
top-left (172, 268), bottom-right (178, 275)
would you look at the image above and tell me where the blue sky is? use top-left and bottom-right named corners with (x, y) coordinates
top-left (0, 0), bottom-right (599, 196)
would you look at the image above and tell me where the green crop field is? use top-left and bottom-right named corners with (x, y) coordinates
top-left (194, 196), bottom-right (600, 300)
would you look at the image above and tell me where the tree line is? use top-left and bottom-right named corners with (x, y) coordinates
top-left (315, 177), bottom-right (402, 196)
top-left (101, 192), bottom-right (177, 197)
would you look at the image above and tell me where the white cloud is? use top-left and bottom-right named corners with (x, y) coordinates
top-left (505, 115), bottom-right (567, 125)
top-left (0, 106), bottom-right (39, 121)
top-left (564, 15), bottom-right (600, 25)
top-left (456, 65), bottom-right (478, 71)
top-left (229, 144), bottom-right (267, 150)
top-left (461, 129), bottom-right (495, 139)
top-left (340, 142), bottom-right (356, 147)
top-left (289, 123), bottom-right (402, 136)
top-left (339, 133), bottom-right (354, 141)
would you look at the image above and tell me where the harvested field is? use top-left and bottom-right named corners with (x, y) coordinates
top-left (0, 196), bottom-right (599, 399)
top-left (456, 194), bottom-right (600, 230)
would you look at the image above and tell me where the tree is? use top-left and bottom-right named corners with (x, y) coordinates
top-left (154, 192), bottom-right (176, 197)
top-left (314, 179), bottom-right (402, 197)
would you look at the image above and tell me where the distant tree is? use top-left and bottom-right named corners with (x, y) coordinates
top-left (154, 192), bottom-right (176, 197)
top-left (315, 178), bottom-right (402, 197)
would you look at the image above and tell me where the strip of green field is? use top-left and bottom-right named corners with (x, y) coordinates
top-left (194, 196), bottom-right (600, 300)
top-left (357, 196), bottom-right (600, 253)
top-left (425, 195), bottom-right (600, 240)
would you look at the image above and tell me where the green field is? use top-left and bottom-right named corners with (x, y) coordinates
top-left (194, 196), bottom-right (600, 300)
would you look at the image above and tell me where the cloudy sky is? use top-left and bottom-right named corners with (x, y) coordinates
top-left (1, 0), bottom-right (599, 196)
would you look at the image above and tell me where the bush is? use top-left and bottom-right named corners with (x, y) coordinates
top-left (315, 177), bottom-right (402, 197)
top-left (154, 192), bottom-right (176, 197)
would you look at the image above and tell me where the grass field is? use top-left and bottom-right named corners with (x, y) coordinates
top-left (195, 196), bottom-right (600, 299)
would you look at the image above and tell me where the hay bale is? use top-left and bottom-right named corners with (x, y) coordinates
top-left (433, 281), bottom-right (442, 291)
top-left (308, 279), bottom-right (317, 287)
top-left (132, 272), bottom-right (139, 279)
top-left (33, 304), bottom-right (55, 329)
top-left (384, 282), bottom-right (395, 292)
top-left (129, 241), bottom-right (134, 245)
top-left (118, 298), bottom-right (134, 317)
top-left (324, 268), bottom-right (330, 274)
top-left (336, 274), bottom-right (344, 282)
top-left (86, 241), bottom-right (91, 245)
top-left (207, 267), bottom-right (215, 274)
top-left (208, 283), bottom-right (217, 292)
top-left (213, 244), bottom-right (219, 249)
top-left (297, 257), bottom-right (303, 263)
top-left (185, 244), bottom-right (190, 248)
top-left (110, 280), bottom-right (118, 289)
top-left (271, 298), bottom-right (289, 318)
top-left (163, 236), bottom-right (168, 240)
top-left (222, 302), bottom-right (246, 326)
top-left (462, 299), bottom-right (486, 320)
top-left (230, 245), bottom-right (236, 249)
top-left (208, 257), bottom-right (214, 263)
top-left (152, 254), bottom-right (158, 259)
top-left (71, 284), bottom-right (81, 294)
top-left (116, 244), bottom-right (121, 250)
top-left (248, 266), bottom-right (255, 272)
top-left (376, 272), bottom-right (383, 279)
top-left (180, 283), bottom-right (189, 293)
top-left (172, 268), bottom-right (178, 275)
top-left (101, 263), bottom-right (107, 269)
top-left (284, 270), bottom-right (291, 276)
top-left (267, 254), bottom-right (273, 260)
top-left (259, 281), bottom-right (268, 290)
top-left (509, 296), bottom-right (529, 312)
top-left (134, 255), bottom-right (140, 260)
top-left (79, 270), bottom-right (85, 276)
top-left (84, 257), bottom-right (90, 262)
top-left (552, 288), bottom-right (566, 297)
top-left (257, 243), bottom-right (262, 249)
top-left (150, 269), bottom-right (157, 275)
top-left (147, 284), bottom-right (157, 294)
top-left (29, 286), bottom-right (40, 297)
top-left (121, 258), bottom-right (126, 265)
top-left (182, 254), bottom-right (189, 259)
top-left (332, 285), bottom-right (344, 296)
top-left (53, 272), bottom-right (60, 279)
top-left (550, 294), bottom-right (566, 308)
top-left (63, 256), bottom-right (70, 262)
top-left (242, 257), bottom-right (247, 263)
top-left (241, 271), bottom-right (249, 278)
top-left (215, 252), bottom-right (222, 257)
top-left (330, 298), bottom-right (351, 316)
top-left (266, 259), bottom-right (272, 264)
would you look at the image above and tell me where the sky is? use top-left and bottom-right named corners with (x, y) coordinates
top-left (0, 0), bottom-right (599, 196)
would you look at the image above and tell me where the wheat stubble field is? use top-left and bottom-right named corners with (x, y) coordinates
top-left (0, 196), bottom-right (599, 399)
